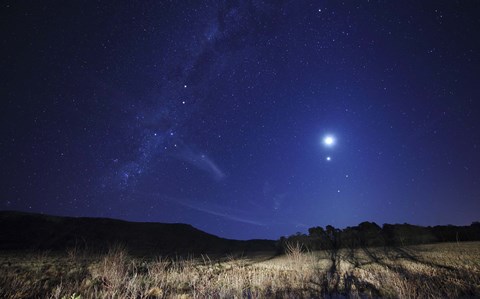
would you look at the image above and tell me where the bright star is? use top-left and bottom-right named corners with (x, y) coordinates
top-left (326, 156), bottom-right (331, 161)
top-left (323, 135), bottom-right (335, 146)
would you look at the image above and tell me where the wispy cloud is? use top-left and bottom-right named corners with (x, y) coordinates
top-left (177, 200), bottom-right (266, 226)
top-left (175, 147), bottom-right (226, 181)
top-left (141, 193), bottom-right (265, 226)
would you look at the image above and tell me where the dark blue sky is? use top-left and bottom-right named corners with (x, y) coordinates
top-left (2, 1), bottom-right (479, 239)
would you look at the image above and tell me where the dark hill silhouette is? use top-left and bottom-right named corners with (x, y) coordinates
top-left (0, 211), bottom-right (275, 255)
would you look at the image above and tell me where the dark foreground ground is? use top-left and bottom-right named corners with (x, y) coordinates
top-left (1, 242), bottom-right (479, 298)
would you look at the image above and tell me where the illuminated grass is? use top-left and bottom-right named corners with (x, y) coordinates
top-left (0, 242), bottom-right (479, 298)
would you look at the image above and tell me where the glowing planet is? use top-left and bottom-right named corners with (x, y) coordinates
top-left (323, 135), bottom-right (335, 147)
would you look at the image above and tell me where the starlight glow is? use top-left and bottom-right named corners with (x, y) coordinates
top-left (323, 135), bottom-right (335, 147)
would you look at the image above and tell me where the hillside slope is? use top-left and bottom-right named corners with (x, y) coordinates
top-left (0, 211), bottom-right (276, 254)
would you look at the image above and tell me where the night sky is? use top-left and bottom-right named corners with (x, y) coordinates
top-left (2, 1), bottom-right (480, 240)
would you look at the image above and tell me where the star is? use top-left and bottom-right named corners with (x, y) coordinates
top-left (326, 156), bottom-right (331, 161)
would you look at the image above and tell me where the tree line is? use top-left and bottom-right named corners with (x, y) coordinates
top-left (278, 221), bottom-right (480, 252)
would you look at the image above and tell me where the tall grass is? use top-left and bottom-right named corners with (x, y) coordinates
top-left (0, 242), bottom-right (479, 298)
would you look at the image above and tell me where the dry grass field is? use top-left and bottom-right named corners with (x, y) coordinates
top-left (1, 242), bottom-right (479, 298)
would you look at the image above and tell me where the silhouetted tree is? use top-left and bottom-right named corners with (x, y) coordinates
top-left (282, 220), bottom-right (480, 253)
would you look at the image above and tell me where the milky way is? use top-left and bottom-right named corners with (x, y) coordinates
top-left (2, 1), bottom-right (480, 239)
